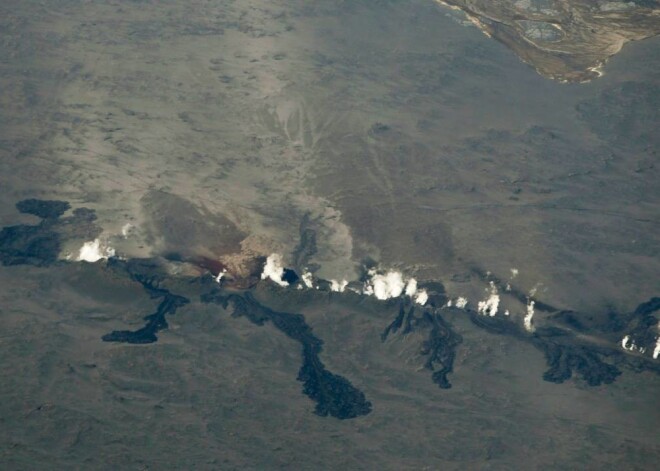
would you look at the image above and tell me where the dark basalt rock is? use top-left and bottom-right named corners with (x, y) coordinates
top-left (468, 307), bottom-right (624, 386)
top-left (0, 199), bottom-right (69, 266)
top-left (102, 258), bottom-right (190, 344)
top-left (102, 293), bottom-right (190, 344)
top-left (297, 350), bottom-right (370, 419)
top-left (633, 297), bottom-right (660, 317)
top-left (401, 304), bottom-right (417, 335)
top-left (417, 311), bottom-right (463, 389)
top-left (16, 199), bottom-right (70, 219)
top-left (315, 278), bottom-right (333, 291)
top-left (550, 298), bottom-right (660, 361)
top-left (420, 281), bottom-right (446, 294)
top-left (282, 268), bottom-right (299, 285)
top-left (357, 258), bottom-right (379, 283)
top-left (425, 293), bottom-right (449, 308)
top-left (382, 301), bottom-right (462, 389)
top-left (550, 311), bottom-right (587, 332)
top-left (469, 311), bottom-right (522, 336)
top-left (1, 200), bottom-right (656, 399)
top-left (552, 309), bottom-right (626, 334)
top-left (619, 355), bottom-right (660, 375)
top-left (600, 311), bottom-right (629, 334)
top-left (55, 208), bottom-right (101, 242)
top-left (0, 224), bottom-right (61, 266)
top-left (467, 269), bottom-right (660, 385)
top-left (163, 252), bottom-right (185, 262)
top-left (472, 268), bottom-right (558, 313)
top-left (534, 341), bottom-right (621, 386)
top-left (421, 282), bottom-right (449, 309)
top-left (0, 199), bottom-right (101, 267)
top-left (201, 291), bottom-right (372, 420)
top-left (381, 303), bottom-right (407, 341)
top-left (616, 297), bottom-right (660, 355)
top-left (0, 202), bottom-right (191, 344)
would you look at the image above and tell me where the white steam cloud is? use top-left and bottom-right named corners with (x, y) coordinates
top-left (405, 279), bottom-right (418, 297)
top-left (215, 269), bottom-right (227, 283)
top-left (362, 269), bottom-right (428, 305)
top-left (367, 270), bottom-right (406, 300)
top-left (621, 335), bottom-right (647, 354)
top-left (301, 271), bottom-right (314, 289)
top-left (447, 297), bottom-right (468, 309)
top-left (77, 239), bottom-right (115, 262)
top-left (121, 223), bottom-right (134, 238)
top-left (414, 289), bottom-right (428, 306)
top-left (477, 282), bottom-right (500, 316)
top-left (331, 279), bottom-right (348, 292)
top-left (621, 335), bottom-right (635, 351)
top-left (261, 254), bottom-right (289, 287)
top-left (524, 300), bottom-right (535, 332)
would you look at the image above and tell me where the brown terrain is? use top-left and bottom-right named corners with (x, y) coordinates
top-left (437, 0), bottom-right (660, 81)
